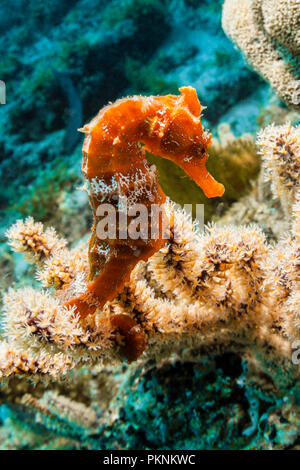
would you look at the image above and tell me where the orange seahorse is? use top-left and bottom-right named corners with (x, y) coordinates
top-left (65, 87), bottom-right (224, 320)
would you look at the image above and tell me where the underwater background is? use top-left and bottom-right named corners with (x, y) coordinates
top-left (0, 0), bottom-right (300, 450)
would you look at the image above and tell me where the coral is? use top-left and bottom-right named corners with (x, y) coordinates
top-left (1, 0), bottom-right (300, 451)
top-left (0, 342), bottom-right (74, 380)
top-left (0, 363), bottom-right (124, 449)
top-left (6, 217), bottom-right (66, 265)
top-left (0, 385), bottom-right (98, 449)
top-left (21, 391), bottom-right (98, 433)
top-left (222, 0), bottom-right (300, 109)
top-left (37, 243), bottom-right (88, 290)
top-left (65, 87), bottom-right (224, 317)
top-left (0, 120), bottom-right (299, 376)
top-left (0, 0), bottom-right (268, 226)
top-left (257, 123), bottom-right (300, 214)
top-left (216, 182), bottom-right (288, 241)
top-left (209, 124), bottom-right (258, 201)
top-left (1, 121), bottom-right (300, 446)
top-left (0, 190), bottom-right (299, 376)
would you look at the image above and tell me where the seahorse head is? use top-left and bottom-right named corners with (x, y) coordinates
top-left (143, 86), bottom-right (224, 198)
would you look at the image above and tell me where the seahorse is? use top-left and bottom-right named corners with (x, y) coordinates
top-left (65, 87), bottom-right (224, 319)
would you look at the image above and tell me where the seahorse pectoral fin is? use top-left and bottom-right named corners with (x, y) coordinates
top-left (179, 158), bottom-right (225, 198)
top-left (178, 86), bottom-right (201, 117)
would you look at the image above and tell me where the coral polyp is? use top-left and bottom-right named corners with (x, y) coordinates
top-left (65, 87), bottom-right (224, 317)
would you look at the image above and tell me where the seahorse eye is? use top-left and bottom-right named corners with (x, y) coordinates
top-left (189, 142), bottom-right (207, 159)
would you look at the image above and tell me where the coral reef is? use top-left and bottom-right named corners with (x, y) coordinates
top-left (219, 124), bottom-right (300, 238)
top-left (0, 123), bottom-right (299, 380)
top-left (222, 0), bottom-right (300, 109)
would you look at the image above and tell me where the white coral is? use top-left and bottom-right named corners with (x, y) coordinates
top-left (222, 0), bottom-right (300, 108)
